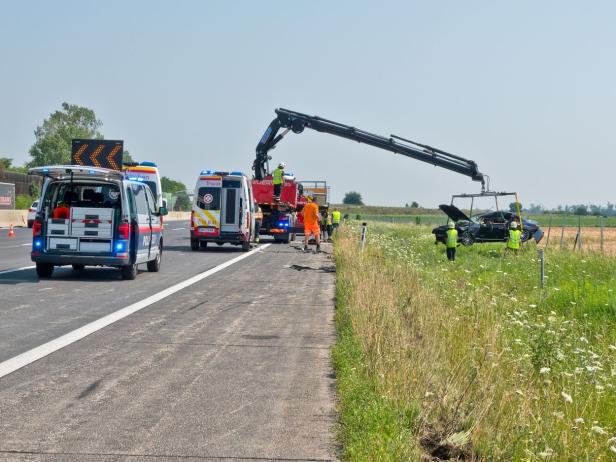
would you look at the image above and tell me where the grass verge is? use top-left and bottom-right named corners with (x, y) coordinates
top-left (332, 223), bottom-right (616, 461)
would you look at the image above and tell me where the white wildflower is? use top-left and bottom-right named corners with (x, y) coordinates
top-left (529, 304), bottom-right (537, 308)
top-left (608, 345), bottom-right (616, 351)
top-left (562, 392), bottom-right (573, 403)
top-left (591, 426), bottom-right (607, 435)
top-left (552, 411), bottom-right (564, 420)
top-left (579, 336), bottom-right (589, 344)
top-left (570, 301), bottom-right (577, 305)
top-left (539, 367), bottom-right (551, 374)
top-left (610, 446), bottom-right (616, 454)
top-left (538, 447), bottom-right (554, 458)
top-left (574, 418), bottom-right (584, 424)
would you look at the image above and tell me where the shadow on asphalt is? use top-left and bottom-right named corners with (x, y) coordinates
top-left (0, 267), bottom-right (134, 284)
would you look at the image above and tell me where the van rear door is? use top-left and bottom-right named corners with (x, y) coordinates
top-left (193, 176), bottom-right (222, 237)
top-left (221, 178), bottom-right (241, 233)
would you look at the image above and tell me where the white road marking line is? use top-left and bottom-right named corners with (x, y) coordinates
top-left (0, 244), bottom-right (270, 379)
top-left (22, 243), bottom-right (31, 246)
top-left (171, 227), bottom-right (185, 230)
top-left (0, 265), bottom-right (36, 276)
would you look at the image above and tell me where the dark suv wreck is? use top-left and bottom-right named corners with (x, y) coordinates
top-left (432, 204), bottom-right (544, 246)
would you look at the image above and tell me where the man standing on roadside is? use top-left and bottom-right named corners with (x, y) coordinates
top-left (506, 221), bottom-right (522, 253)
top-left (272, 162), bottom-right (285, 202)
top-left (445, 221), bottom-right (458, 261)
top-left (331, 208), bottom-right (341, 235)
top-left (303, 195), bottom-right (321, 253)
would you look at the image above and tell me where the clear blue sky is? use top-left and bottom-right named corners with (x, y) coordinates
top-left (1, 0), bottom-right (614, 208)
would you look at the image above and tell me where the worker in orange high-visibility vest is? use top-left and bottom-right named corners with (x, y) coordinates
top-left (303, 195), bottom-right (321, 253)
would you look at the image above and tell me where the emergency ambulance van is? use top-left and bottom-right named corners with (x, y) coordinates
top-left (191, 170), bottom-right (254, 251)
top-left (29, 165), bottom-right (167, 280)
top-left (123, 162), bottom-right (164, 208)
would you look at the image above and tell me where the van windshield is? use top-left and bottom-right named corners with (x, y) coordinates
top-left (197, 187), bottom-right (221, 210)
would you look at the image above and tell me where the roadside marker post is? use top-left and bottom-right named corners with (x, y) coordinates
top-left (538, 248), bottom-right (545, 289)
top-left (600, 216), bottom-right (604, 254)
top-left (360, 222), bottom-right (367, 253)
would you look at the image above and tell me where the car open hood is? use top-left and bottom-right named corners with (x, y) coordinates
top-left (439, 204), bottom-right (471, 222)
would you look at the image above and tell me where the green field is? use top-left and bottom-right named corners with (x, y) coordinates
top-left (333, 223), bottom-right (616, 460)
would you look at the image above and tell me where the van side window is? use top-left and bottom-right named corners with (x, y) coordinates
top-left (144, 186), bottom-right (157, 214)
top-left (126, 185), bottom-right (136, 217)
top-left (132, 184), bottom-right (150, 218)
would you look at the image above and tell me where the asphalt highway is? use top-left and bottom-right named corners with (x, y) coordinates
top-left (0, 221), bottom-right (337, 461)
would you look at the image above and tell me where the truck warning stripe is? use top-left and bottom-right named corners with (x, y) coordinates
top-left (193, 208), bottom-right (219, 227)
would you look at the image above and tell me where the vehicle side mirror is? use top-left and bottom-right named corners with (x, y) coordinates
top-left (159, 206), bottom-right (168, 216)
top-left (162, 199), bottom-right (167, 209)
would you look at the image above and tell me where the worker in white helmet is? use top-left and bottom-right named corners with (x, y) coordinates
top-left (444, 221), bottom-right (458, 261)
top-left (272, 162), bottom-right (285, 201)
top-left (506, 221), bottom-right (522, 253)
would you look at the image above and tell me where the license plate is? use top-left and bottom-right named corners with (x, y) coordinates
top-left (199, 226), bottom-right (218, 235)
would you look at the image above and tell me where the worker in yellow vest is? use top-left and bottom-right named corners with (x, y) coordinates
top-left (445, 221), bottom-right (458, 261)
top-left (331, 209), bottom-right (341, 235)
top-left (272, 162), bottom-right (285, 201)
top-left (507, 221), bottom-right (522, 253)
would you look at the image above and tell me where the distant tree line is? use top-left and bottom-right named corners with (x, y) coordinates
top-left (511, 202), bottom-right (616, 217)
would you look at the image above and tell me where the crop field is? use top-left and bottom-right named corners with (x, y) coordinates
top-left (333, 223), bottom-right (616, 461)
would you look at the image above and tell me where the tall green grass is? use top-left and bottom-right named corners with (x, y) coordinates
top-left (333, 223), bottom-right (616, 460)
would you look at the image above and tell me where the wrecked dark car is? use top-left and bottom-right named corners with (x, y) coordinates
top-left (432, 204), bottom-right (544, 246)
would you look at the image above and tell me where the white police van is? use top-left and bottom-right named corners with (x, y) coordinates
top-left (191, 170), bottom-right (254, 251)
top-left (29, 165), bottom-right (167, 280)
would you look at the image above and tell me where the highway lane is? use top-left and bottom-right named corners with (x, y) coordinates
top-left (0, 225), bottom-right (33, 272)
top-left (0, 238), bottom-right (337, 461)
top-left (0, 221), bottom-right (248, 362)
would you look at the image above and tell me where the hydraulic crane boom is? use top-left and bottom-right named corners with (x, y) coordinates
top-left (253, 108), bottom-right (486, 190)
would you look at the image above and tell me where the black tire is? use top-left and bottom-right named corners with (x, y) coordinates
top-left (520, 229), bottom-right (531, 242)
top-left (36, 263), bottom-right (54, 278)
top-left (72, 264), bottom-right (85, 271)
top-left (461, 233), bottom-right (474, 246)
top-left (147, 250), bottom-right (161, 273)
top-left (191, 239), bottom-right (199, 251)
top-left (241, 240), bottom-right (251, 252)
top-left (199, 241), bottom-right (208, 249)
top-left (121, 263), bottom-right (138, 280)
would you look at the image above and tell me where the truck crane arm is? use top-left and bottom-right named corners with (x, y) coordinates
top-left (253, 108), bottom-right (486, 190)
